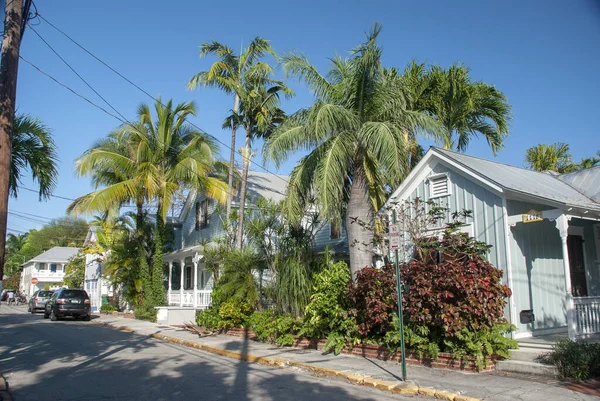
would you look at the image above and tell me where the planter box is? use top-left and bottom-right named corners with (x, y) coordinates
top-left (225, 331), bottom-right (495, 372)
top-left (109, 311), bottom-right (135, 319)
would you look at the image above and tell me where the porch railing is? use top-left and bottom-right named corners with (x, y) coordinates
top-left (573, 296), bottom-right (600, 339)
top-left (167, 290), bottom-right (212, 309)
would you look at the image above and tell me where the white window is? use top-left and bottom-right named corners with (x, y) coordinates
top-left (38, 263), bottom-right (46, 270)
top-left (428, 174), bottom-right (451, 198)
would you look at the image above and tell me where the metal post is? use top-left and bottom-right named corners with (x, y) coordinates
top-left (392, 209), bottom-right (407, 381)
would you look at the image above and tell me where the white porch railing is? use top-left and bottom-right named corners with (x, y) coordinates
top-left (167, 290), bottom-right (212, 309)
top-left (573, 296), bottom-right (600, 338)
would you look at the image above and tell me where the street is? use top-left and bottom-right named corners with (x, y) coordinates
top-left (0, 306), bottom-right (408, 401)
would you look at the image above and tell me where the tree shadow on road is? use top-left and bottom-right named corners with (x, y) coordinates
top-left (0, 313), bottom-right (385, 401)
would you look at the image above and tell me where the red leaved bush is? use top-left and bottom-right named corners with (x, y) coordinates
top-left (347, 263), bottom-right (398, 338)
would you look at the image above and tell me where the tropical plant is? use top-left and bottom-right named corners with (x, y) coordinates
top-left (10, 114), bottom-right (58, 200)
top-left (217, 248), bottom-right (262, 307)
top-left (402, 62), bottom-right (511, 154)
top-left (264, 24), bottom-right (440, 276)
top-left (63, 251), bottom-right (86, 289)
top-left (188, 37), bottom-right (279, 245)
top-left (525, 142), bottom-right (574, 173)
top-left (537, 339), bottom-right (600, 381)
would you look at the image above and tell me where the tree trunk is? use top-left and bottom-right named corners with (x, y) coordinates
top-left (0, 0), bottom-right (24, 290)
top-left (225, 94), bottom-right (240, 248)
top-left (345, 160), bottom-right (374, 279)
top-left (235, 134), bottom-right (251, 249)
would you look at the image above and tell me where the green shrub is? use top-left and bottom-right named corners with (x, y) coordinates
top-left (134, 305), bottom-right (156, 322)
top-left (246, 310), bottom-right (301, 346)
top-left (196, 307), bottom-right (221, 330)
top-left (301, 261), bottom-right (358, 353)
top-left (217, 300), bottom-right (252, 331)
top-left (538, 339), bottom-right (600, 381)
top-left (100, 303), bottom-right (116, 314)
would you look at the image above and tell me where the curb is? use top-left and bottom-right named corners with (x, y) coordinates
top-left (97, 320), bottom-right (481, 401)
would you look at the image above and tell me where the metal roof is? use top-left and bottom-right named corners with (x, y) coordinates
top-left (557, 166), bottom-right (600, 203)
top-left (26, 247), bottom-right (80, 264)
top-left (244, 171), bottom-right (288, 203)
top-left (433, 148), bottom-right (600, 211)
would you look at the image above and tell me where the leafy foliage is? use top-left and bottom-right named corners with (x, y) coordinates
top-left (2, 273), bottom-right (21, 291)
top-left (217, 248), bottom-right (262, 307)
top-left (217, 300), bottom-right (253, 331)
top-left (276, 258), bottom-right (311, 317)
top-left (347, 263), bottom-right (397, 339)
top-left (525, 143), bottom-right (599, 173)
top-left (63, 251), bottom-right (86, 289)
top-left (537, 340), bottom-right (600, 381)
top-left (100, 303), bottom-right (116, 314)
top-left (246, 310), bottom-right (301, 346)
top-left (196, 307), bottom-right (222, 330)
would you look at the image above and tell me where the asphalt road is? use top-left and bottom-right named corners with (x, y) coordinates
top-left (0, 305), bottom-right (409, 401)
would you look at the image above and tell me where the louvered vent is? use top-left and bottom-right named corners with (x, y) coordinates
top-left (429, 175), bottom-right (449, 198)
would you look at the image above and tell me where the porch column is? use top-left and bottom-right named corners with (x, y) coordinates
top-left (193, 259), bottom-right (198, 308)
top-left (179, 259), bottom-right (184, 307)
top-left (167, 261), bottom-right (172, 305)
top-left (556, 214), bottom-right (576, 340)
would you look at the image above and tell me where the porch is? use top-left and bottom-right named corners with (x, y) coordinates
top-left (507, 208), bottom-right (600, 341)
top-left (164, 246), bottom-right (213, 310)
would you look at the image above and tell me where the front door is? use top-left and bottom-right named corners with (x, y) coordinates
top-left (568, 235), bottom-right (588, 297)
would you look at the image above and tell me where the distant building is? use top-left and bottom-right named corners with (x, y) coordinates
top-left (20, 247), bottom-right (80, 296)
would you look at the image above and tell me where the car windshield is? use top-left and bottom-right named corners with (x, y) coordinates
top-left (38, 291), bottom-right (53, 297)
top-left (60, 290), bottom-right (88, 299)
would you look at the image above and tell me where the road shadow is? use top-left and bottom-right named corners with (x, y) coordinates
top-left (0, 313), bottom-right (383, 401)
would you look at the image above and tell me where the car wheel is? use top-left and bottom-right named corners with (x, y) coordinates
top-left (50, 309), bottom-right (58, 321)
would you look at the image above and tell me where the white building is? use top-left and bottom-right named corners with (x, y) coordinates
top-left (83, 226), bottom-right (111, 312)
top-left (20, 247), bottom-right (80, 296)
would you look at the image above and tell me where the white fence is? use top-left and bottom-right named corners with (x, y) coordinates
top-left (168, 290), bottom-right (212, 309)
top-left (573, 296), bottom-right (600, 339)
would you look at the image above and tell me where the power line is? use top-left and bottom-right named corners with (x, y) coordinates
top-left (33, 12), bottom-right (291, 188)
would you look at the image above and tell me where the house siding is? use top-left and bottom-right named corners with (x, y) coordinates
top-left (507, 200), bottom-right (567, 334)
top-left (405, 161), bottom-right (508, 277)
top-left (181, 197), bottom-right (226, 248)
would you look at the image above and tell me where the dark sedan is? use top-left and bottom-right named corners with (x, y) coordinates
top-left (44, 288), bottom-right (91, 321)
top-left (28, 290), bottom-right (54, 313)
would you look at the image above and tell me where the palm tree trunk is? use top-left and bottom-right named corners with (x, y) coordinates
top-left (346, 160), bottom-right (374, 279)
top-left (235, 134), bottom-right (251, 249)
top-left (226, 94), bottom-right (240, 248)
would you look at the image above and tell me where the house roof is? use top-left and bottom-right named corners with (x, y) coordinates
top-left (557, 166), bottom-right (600, 203)
top-left (25, 247), bottom-right (80, 265)
top-left (388, 147), bottom-right (600, 212)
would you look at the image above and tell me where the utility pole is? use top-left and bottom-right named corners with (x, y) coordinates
top-left (0, 0), bottom-right (26, 292)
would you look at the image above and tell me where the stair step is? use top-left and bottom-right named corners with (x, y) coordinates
top-left (517, 342), bottom-right (555, 351)
top-left (496, 360), bottom-right (557, 377)
top-left (509, 348), bottom-right (550, 363)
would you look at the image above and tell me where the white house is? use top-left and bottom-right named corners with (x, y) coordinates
top-left (83, 226), bottom-right (111, 312)
top-left (20, 247), bottom-right (80, 297)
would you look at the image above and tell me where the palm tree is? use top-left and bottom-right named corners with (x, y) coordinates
top-left (6, 232), bottom-right (27, 255)
top-left (225, 85), bottom-right (291, 249)
top-left (578, 151), bottom-right (600, 170)
top-left (10, 114), bottom-right (58, 200)
top-left (525, 143), bottom-right (574, 173)
top-left (264, 24), bottom-right (440, 276)
top-left (402, 62), bottom-right (511, 155)
top-left (188, 38), bottom-right (277, 245)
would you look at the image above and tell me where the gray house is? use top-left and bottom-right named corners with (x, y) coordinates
top-left (386, 147), bottom-right (600, 340)
top-left (158, 171), bottom-right (347, 324)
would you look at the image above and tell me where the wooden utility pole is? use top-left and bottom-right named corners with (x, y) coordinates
top-left (0, 0), bottom-right (25, 291)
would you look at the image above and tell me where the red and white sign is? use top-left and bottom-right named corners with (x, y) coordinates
top-left (31, 278), bottom-right (39, 285)
top-left (389, 224), bottom-right (401, 236)
top-left (390, 236), bottom-right (401, 250)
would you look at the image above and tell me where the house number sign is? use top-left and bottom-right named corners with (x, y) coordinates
top-left (522, 209), bottom-right (543, 223)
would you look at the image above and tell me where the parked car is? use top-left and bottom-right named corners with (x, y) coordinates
top-left (28, 290), bottom-right (54, 313)
top-left (43, 288), bottom-right (91, 321)
top-left (1, 290), bottom-right (16, 302)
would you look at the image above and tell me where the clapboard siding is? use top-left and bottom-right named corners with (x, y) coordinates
top-left (181, 197), bottom-right (226, 248)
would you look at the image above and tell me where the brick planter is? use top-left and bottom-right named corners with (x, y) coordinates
top-left (109, 311), bottom-right (135, 319)
top-left (225, 330), bottom-right (495, 372)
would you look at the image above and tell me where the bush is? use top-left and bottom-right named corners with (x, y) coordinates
top-left (217, 299), bottom-right (252, 331)
top-left (347, 264), bottom-right (397, 339)
top-left (134, 305), bottom-right (156, 322)
top-left (301, 261), bottom-right (358, 353)
top-left (246, 310), bottom-right (301, 346)
top-left (196, 307), bottom-right (221, 330)
top-left (538, 339), bottom-right (600, 381)
top-left (100, 303), bottom-right (116, 314)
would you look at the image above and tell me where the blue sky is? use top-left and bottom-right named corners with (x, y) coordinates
top-left (7, 0), bottom-right (600, 233)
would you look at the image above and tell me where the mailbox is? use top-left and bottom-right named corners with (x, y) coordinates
top-left (519, 310), bottom-right (535, 324)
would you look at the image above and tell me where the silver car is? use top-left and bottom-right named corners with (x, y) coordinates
top-left (28, 290), bottom-right (54, 313)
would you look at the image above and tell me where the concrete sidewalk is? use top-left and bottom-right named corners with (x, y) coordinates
top-left (94, 314), bottom-right (599, 401)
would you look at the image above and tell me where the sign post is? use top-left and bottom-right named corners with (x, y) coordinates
top-left (390, 209), bottom-right (407, 381)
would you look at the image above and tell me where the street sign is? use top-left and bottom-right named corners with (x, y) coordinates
top-left (390, 236), bottom-right (401, 250)
top-left (389, 223), bottom-right (401, 236)
top-left (31, 278), bottom-right (38, 285)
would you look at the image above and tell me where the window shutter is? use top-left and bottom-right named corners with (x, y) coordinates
top-left (429, 175), bottom-right (450, 198)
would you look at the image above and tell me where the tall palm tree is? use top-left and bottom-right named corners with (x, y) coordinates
top-left (578, 151), bottom-right (600, 170)
top-left (226, 85), bottom-right (291, 249)
top-left (264, 24), bottom-right (440, 276)
top-left (10, 114), bottom-right (58, 200)
top-left (402, 62), bottom-right (511, 155)
top-left (525, 143), bottom-right (574, 173)
top-left (6, 232), bottom-right (27, 255)
top-left (188, 38), bottom-right (277, 245)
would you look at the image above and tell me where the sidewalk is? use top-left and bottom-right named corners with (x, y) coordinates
top-left (94, 314), bottom-right (599, 401)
